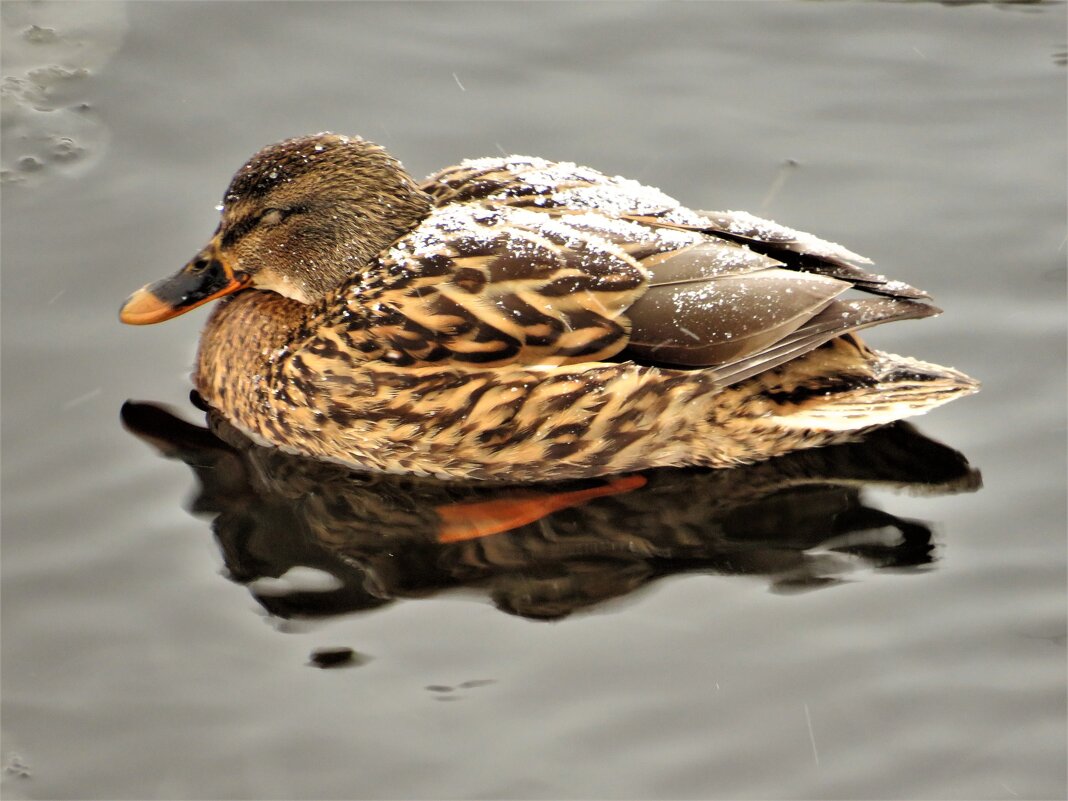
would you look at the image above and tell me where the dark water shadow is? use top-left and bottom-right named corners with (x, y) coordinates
top-left (121, 400), bottom-right (981, 622)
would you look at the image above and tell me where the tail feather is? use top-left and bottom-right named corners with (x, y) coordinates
top-left (764, 349), bottom-right (979, 432)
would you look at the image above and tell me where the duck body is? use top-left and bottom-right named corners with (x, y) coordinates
top-left (123, 135), bottom-right (977, 481)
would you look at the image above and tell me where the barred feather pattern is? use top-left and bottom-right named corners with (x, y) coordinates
top-left (346, 204), bottom-right (661, 367)
top-left (197, 292), bottom-right (974, 481)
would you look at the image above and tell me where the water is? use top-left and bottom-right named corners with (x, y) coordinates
top-left (2, 2), bottom-right (1065, 799)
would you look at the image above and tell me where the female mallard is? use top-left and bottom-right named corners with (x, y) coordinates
top-left (120, 133), bottom-right (977, 481)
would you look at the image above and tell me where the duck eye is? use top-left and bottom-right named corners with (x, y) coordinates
top-left (260, 208), bottom-right (284, 227)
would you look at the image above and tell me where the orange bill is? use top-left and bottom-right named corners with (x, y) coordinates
top-left (119, 253), bottom-right (249, 325)
top-left (435, 474), bottom-right (648, 544)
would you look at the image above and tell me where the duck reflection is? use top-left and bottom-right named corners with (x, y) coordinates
top-left (122, 399), bottom-right (980, 621)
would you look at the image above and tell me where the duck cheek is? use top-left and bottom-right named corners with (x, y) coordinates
top-left (119, 257), bottom-right (251, 325)
top-left (248, 265), bottom-right (315, 304)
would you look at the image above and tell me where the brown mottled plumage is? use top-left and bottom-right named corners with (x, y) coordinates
top-left (120, 133), bottom-right (978, 481)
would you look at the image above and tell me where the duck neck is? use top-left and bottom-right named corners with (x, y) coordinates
top-left (194, 290), bottom-right (320, 420)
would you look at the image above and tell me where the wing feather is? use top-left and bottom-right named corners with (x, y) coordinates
top-left (708, 299), bottom-right (941, 386)
top-left (625, 268), bottom-right (850, 367)
top-left (692, 210), bottom-right (928, 300)
top-left (355, 204), bottom-right (648, 367)
top-left (345, 158), bottom-right (943, 380)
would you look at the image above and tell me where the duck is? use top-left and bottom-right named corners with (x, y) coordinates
top-left (119, 133), bottom-right (978, 481)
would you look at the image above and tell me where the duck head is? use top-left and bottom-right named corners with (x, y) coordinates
top-left (119, 133), bottom-right (432, 324)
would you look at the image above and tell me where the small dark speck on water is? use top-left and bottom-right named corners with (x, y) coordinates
top-left (308, 647), bottom-right (366, 669)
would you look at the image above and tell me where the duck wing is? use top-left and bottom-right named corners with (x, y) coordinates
top-left (345, 159), bottom-right (939, 377)
top-left (423, 157), bottom-right (927, 300)
top-left (619, 237), bottom-right (939, 378)
top-left (352, 203), bottom-right (655, 367)
top-left (624, 209), bottom-right (929, 300)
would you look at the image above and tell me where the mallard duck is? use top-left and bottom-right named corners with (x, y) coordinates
top-left (120, 133), bottom-right (977, 481)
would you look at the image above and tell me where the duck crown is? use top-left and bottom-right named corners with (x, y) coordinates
top-left (219, 133), bottom-right (432, 302)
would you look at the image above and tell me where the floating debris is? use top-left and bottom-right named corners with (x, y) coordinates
top-left (308, 646), bottom-right (367, 669)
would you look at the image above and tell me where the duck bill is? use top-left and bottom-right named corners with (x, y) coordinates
top-left (119, 252), bottom-right (250, 325)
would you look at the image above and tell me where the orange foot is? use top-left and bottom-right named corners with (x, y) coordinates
top-left (435, 474), bottom-right (648, 543)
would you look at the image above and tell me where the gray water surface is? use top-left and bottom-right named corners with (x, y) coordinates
top-left (2, 2), bottom-right (1065, 799)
